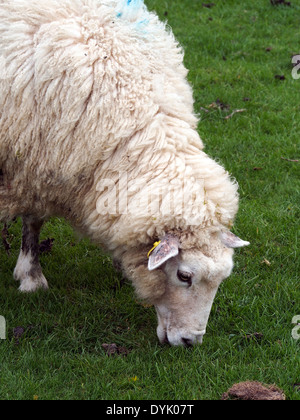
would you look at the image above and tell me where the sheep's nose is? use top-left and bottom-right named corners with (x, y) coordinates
top-left (181, 331), bottom-right (205, 347)
top-left (181, 337), bottom-right (193, 347)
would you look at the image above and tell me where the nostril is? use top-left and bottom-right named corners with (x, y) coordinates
top-left (164, 334), bottom-right (170, 345)
top-left (181, 337), bottom-right (193, 347)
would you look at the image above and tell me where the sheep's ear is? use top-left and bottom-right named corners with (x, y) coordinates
top-left (148, 235), bottom-right (179, 271)
top-left (220, 231), bottom-right (250, 248)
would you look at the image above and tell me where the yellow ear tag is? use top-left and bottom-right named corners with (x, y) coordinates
top-left (147, 241), bottom-right (161, 259)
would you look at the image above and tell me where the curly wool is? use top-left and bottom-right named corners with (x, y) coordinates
top-left (0, 0), bottom-right (239, 299)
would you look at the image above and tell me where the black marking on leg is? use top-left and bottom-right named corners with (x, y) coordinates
top-left (15, 216), bottom-right (48, 291)
top-left (21, 217), bottom-right (45, 279)
top-left (21, 217), bottom-right (44, 267)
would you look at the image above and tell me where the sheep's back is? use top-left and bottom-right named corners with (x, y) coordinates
top-left (0, 0), bottom-right (194, 179)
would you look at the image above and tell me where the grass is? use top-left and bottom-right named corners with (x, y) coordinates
top-left (0, 0), bottom-right (299, 400)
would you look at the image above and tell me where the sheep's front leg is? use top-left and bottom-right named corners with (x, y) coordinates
top-left (14, 216), bottom-right (48, 292)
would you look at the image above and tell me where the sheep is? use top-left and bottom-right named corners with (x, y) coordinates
top-left (0, 0), bottom-right (249, 346)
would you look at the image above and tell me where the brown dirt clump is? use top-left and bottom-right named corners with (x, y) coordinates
top-left (222, 381), bottom-right (286, 400)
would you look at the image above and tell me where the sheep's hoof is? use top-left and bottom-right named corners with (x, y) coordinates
top-left (17, 274), bottom-right (49, 293)
top-left (13, 250), bottom-right (49, 292)
top-left (14, 264), bottom-right (49, 292)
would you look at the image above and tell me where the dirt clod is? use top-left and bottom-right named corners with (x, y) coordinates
top-left (202, 3), bottom-right (215, 8)
top-left (39, 238), bottom-right (55, 254)
top-left (222, 381), bottom-right (286, 400)
top-left (270, 0), bottom-right (291, 6)
top-left (102, 343), bottom-right (130, 356)
top-left (275, 74), bottom-right (285, 80)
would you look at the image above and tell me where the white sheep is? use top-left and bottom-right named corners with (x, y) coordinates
top-left (0, 0), bottom-right (249, 346)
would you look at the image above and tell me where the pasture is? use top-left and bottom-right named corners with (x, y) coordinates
top-left (0, 0), bottom-right (299, 400)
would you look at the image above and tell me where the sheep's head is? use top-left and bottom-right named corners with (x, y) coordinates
top-left (148, 232), bottom-right (249, 346)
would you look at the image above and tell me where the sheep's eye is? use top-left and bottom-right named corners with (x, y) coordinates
top-left (177, 270), bottom-right (192, 283)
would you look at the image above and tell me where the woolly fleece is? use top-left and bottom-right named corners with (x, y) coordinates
top-left (0, 0), bottom-right (239, 301)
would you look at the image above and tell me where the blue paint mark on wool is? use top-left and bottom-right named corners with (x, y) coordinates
top-left (115, 0), bottom-right (150, 35)
top-left (116, 0), bottom-right (146, 21)
top-left (127, 0), bottom-right (140, 7)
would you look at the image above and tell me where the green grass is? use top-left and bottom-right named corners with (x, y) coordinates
top-left (0, 0), bottom-right (299, 400)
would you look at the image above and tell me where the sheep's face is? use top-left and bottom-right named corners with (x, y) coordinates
top-left (148, 233), bottom-right (249, 346)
